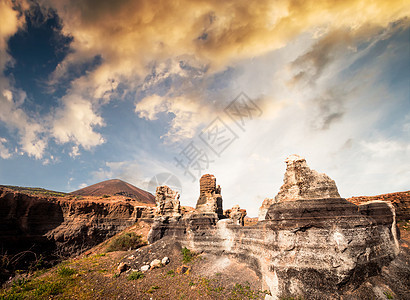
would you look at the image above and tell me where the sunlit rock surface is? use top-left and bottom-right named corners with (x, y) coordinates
top-left (275, 154), bottom-right (340, 202)
top-left (149, 157), bottom-right (399, 299)
top-left (154, 185), bottom-right (181, 217)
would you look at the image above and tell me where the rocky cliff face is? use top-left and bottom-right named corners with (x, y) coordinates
top-left (148, 156), bottom-right (399, 299)
top-left (0, 187), bottom-right (154, 258)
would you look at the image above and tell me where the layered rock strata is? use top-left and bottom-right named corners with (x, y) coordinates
top-left (0, 187), bottom-right (155, 257)
top-left (195, 174), bottom-right (224, 218)
top-left (348, 191), bottom-right (410, 221)
top-left (148, 157), bottom-right (399, 299)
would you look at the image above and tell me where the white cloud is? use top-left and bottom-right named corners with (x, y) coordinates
top-left (69, 145), bottom-right (80, 158)
top-left (135, 94), bottom-right (212, 143)
top-left (0, 137), bottom-right (12, 159)
top-left (52, 96), bottom-right (105, 149)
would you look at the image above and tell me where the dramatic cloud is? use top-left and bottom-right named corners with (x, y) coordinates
top-left (0, 0), bottom-right (408, 216)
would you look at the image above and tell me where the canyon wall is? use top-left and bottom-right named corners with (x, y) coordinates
top-left (148, 156), bottom-right (400, 299)
top-left (0, 188), bottom-right (154, 257)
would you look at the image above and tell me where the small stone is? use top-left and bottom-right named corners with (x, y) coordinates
top-left (150, 259), bottom-right (162, 269)
top-left (128, 255), bottom-right (134, 259)
top-left (117, 262), bottom-right (129, 273)
top-left (141, 265), bottom-right (150, 272)
top-left (161, 257), bottom-right (170, 265)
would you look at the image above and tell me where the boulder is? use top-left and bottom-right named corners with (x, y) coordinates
top-left (140, 265), bottom-right (150, 272)
top-left (117, 262), bottom-right (129, 273)
top-left (161, 257), bottom-right (170, 265)
top-left (150, 259), bottom-right (162, 269)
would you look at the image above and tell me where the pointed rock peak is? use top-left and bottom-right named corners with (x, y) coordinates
top-left (275, 154), bottom-right (340, 202)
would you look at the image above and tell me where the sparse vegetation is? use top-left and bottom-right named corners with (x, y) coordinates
top-left (102, 194), bottom-right (110, 198)
top-left (231, 282), bottom-right (271, 299)
top-left (127, 271), bottom-right (144, 280)
top-left (181, 247), bottom-right (193, 263)
top-left (167, 269), bottom-right (175, 277)
top-left (57, 266), bottom-right (77, 277)
top-left (106, 232), bottom-right (145, 252)
top-left (146, 285), bottom-right (160, 293)
top-left (384, 291), bottom-right (394, 299)
top-left (0, 185), bottom-right (68, 197)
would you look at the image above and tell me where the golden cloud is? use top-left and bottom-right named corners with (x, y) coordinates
top-left (48, 0), bottom-right (409, 80)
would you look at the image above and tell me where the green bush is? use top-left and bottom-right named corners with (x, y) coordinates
top-left (181, 247), bottom-right (193, 263)
top-left (106, 232), bottom-right (145, 252)
top-left (57, 266), bottom-right (77, 277)
top-left (127, 271), bottom-right (144, 280)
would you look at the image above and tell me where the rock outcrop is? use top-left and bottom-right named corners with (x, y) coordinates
top-left (348, 191), bottom-right (410, 221)
top-left (195, 174), bottom-right (223, 218)
top-left (148, 156), bottom-right (399, 299)
top-left (275, 154), bottom-right (340, 202)
top-left (154, 186), bottom-right (181, 217)
top-left (224, 205), bottom-right (246, 226)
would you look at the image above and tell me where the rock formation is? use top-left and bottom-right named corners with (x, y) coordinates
top-left (224, 205), bottom-right (247, 226)
top-left (275, 154), bottom-right (340, 201)
top-left (154, 185), bottom-right (181, 217)
top-left (195, 174), bottom-right (224, 218)
top-left (148, 155), bottom-right (399, 299)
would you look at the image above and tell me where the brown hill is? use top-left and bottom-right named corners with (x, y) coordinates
top-left (71, 179), bottom-right (155, 204)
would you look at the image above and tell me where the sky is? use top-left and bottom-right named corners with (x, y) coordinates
top-left (0, 0), bottom-right (409, 216)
